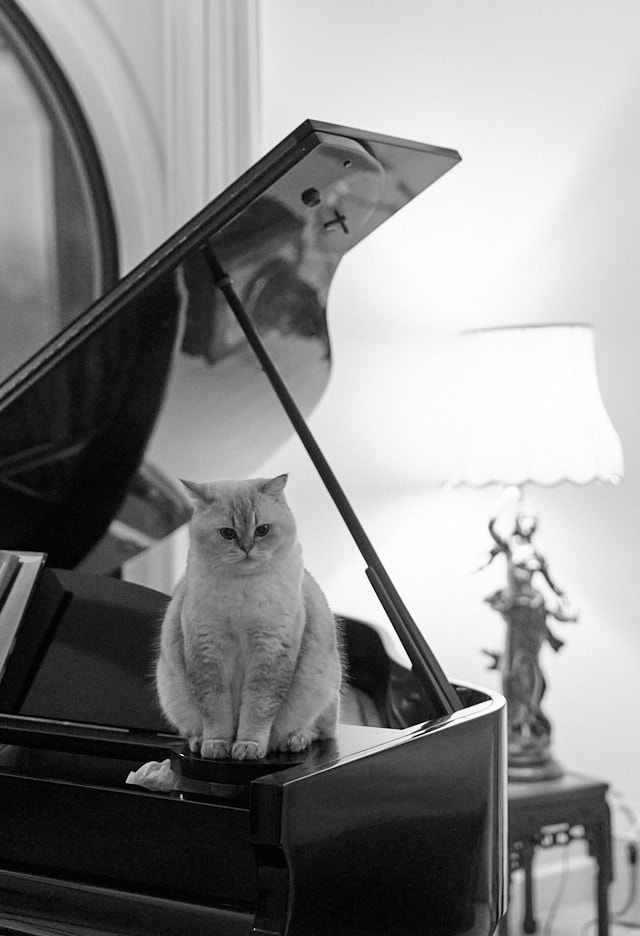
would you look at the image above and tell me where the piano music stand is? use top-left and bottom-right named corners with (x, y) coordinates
top-left (499, 773), bottom-right (612, 936)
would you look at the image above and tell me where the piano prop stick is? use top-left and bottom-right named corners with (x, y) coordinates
top-left (202, 243), bottom-right (462, 718)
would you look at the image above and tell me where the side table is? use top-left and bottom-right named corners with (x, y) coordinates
top-left (499, 772), bottom-right (612, 936)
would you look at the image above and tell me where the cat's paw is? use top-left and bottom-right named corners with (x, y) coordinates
top-left (277, 731), bottom-right (311, 753)
top-left (187, 735), bottom-right (202, 754)
top-left (231, 740), bottom-right (266, 760)
top-left (200, 738), bottom-right (231, 759)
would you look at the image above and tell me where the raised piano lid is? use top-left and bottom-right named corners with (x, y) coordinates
top-left (0, 120), bottom-right (460, 569)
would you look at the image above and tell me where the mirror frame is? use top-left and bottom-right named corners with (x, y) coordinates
top-left (0, 0), bottom-right (119, 302)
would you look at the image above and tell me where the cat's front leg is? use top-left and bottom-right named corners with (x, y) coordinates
top-left (232, 705), bottom-right (275, 760)
top-left (189, 658), bottom-right (236, 760)
top-left (200, 690), bottom-right (235, 759)
top-left (233, 646), bottom-right (294, 760)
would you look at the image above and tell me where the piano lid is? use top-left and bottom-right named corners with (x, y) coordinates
top-left (0, 120), bottom-right (460, 567)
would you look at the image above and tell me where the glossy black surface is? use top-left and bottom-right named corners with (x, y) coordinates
top-left (0, 120), bottom-right (460, 567)
top-left (0, 691), bottom-right (505, 936)
top-left (253, 716), bottom-right (505, 936)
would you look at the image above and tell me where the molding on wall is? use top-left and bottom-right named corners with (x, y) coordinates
top-left (162, 0), bottom-right (261, 230)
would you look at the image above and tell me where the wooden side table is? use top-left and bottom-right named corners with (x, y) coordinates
top-left (499, 773), bottom-right (612, 936)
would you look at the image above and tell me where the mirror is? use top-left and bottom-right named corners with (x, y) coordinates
top-left (0, 0), bottom-right (118, 383)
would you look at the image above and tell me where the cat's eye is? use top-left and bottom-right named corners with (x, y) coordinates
top-left (220, 528), bottom-right (236, 540)
top-left (255, 524), bottom-right (270, 537)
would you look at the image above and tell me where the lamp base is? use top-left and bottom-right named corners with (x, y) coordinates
top-left (508, 755), bottom-right (564, 784)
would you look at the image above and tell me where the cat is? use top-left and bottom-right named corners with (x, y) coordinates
top-left (155, 473), bottom-right (342, 761)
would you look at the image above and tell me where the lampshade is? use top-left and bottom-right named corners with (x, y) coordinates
top-left (452, 323), bottom-right (624, 487)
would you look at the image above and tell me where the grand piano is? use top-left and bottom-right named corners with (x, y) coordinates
top-left (0, 120), bottom-right (506, 935)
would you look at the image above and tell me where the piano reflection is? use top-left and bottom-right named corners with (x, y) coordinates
top-left (0, 121), bottom-right (506, 935)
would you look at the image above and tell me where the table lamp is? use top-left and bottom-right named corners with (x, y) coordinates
top-left (452, 323), bottom-right (623, 782)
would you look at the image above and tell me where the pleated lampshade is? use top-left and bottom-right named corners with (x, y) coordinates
top-left (452, 323), bottom-right (624, 487)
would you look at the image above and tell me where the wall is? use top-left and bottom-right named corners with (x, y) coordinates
top-left (255, 0), bottom-right (640, 822)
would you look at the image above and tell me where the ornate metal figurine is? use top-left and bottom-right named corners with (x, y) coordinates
top-left (479, 489), bottom-right (578, 781)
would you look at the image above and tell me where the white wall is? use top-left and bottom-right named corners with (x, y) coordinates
top-left (255, 0), bottom-right (640, 820)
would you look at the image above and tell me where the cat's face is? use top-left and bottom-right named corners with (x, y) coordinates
top-left (183, 474), bottom-right (297, 570)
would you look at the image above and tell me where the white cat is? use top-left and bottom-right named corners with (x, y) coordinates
top-left (155, 474), bottom-right (342, 760)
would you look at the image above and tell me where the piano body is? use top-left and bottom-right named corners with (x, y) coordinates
top-left (0, 120), bottom-right (506, 935)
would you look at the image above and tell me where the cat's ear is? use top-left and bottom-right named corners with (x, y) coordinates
top-left (180, 479), bottom-right (210, 504)
top-left (260, 474), bottom-right (288, 496)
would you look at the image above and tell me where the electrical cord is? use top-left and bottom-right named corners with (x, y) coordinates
top-left (543, 841), bottom-right (572, 935)
top-left (613, 841), bottom-right (638, 922)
